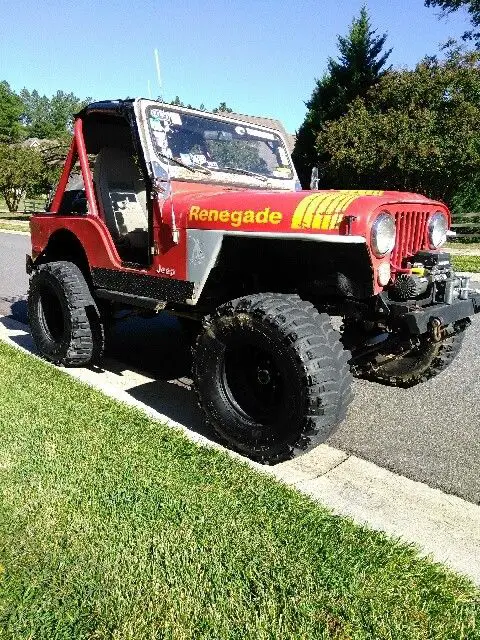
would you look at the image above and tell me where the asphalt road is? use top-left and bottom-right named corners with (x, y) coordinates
top-left (0, 232), bottom-right (29, 321)
top-left (1, 231), bottom-right (479, 504)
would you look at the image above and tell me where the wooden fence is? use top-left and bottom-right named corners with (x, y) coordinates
top-left (0, 197), bottom-right (46, 215)
top-left (451, 212), bottom-right (480, 240)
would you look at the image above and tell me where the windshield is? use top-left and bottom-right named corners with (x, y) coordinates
top-left (145, 105), bottom-right (294, 182)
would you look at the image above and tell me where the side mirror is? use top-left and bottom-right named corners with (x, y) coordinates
top-left (149, 160), bottom-right (179, 244)
top-left (150, 161), bottom-right (171, 198)
top-left (44, 185), bottom-right (55, 212)
top-left (310, 166), bottom-right (319, 190)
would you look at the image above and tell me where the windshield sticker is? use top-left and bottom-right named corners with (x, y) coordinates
top-left (245, 127), bottom-right (275, 140)
top-left (278, 147), bottom-right (288, 164)
top-left (153, 129), bottom-right (169, 151)
top-left (235, 126), bottom-right (246, 135)
top-left (150, 112), bottom-right (169, 132)
top-left (169, 112), bottom-right (182, 125)
top-left (189, 205), bottom-right (283, 228)
top-left (180, 153), bottom-right (193, 165)
top-left (151, 118), bottom-right (167, 132)
top-left (291, 191), bottom-right (384, 229)
top-left (191, 153), bottom-right (207, 165)
top-left (273, 167), bottom-right (291, 177)
top-left (150, 109), bottom-right (182, 128)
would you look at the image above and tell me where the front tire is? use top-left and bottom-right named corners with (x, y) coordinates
top-left (192, 293), bottom-right (353, 464)
top-left (28, 261), bottom-right (104, 366)
top-left (351, 323), bottom-right (466, 387)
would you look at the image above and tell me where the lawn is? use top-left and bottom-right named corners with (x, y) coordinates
top-left (452, 255), bottom-right (480, 273)
top-left (0, 209), bottom-right (31, 231)
top-left (0, 196), bottom-right (45, 216)
top-left (0, 221), bottom-right (29, 233)
top-left (446, 242), bottom-right (480, 253)
top-left (0, 342), bottom-right (478, 639)
top-left (0, 213), bottom-right (30, 221)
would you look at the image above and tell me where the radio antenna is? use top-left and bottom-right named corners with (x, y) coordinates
top-left (154, 48), bottom-right (162, 101)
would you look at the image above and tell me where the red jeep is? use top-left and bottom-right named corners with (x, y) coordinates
top-left (27, 99), bottom-right (480, 463)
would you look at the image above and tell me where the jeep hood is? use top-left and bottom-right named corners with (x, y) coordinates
top-left (172, 188), bottom-right (444, 236)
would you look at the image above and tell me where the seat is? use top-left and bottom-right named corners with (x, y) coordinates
top-left (93, 147), bottom-right (148, 259)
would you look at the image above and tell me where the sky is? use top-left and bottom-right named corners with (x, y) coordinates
top-left (0, 0), bottom-right (472, 133)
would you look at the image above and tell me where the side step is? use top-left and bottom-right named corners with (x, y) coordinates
top-left (95, 288), bottom-right (166, 311)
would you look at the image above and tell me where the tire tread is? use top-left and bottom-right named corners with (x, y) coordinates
top-left (193, 292), bottom-right (353, 463)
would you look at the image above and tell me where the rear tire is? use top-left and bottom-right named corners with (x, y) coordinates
top-left (28, 261), bottom-right (104, 366)
top-left (192, 293), bottom-right (353, 464)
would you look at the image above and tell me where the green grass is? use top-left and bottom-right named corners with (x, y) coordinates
top-left (452, 255), bottom-right (480, 272)
top-left (0, 212), bottom-right (30, 221)
top-left (447, 242), bottom-right (480, 252)
top-left (0, 196), bottom-right (45, 215)
top-left (0, 209), bottom-right (31, 222)
top-left (0, 343), bottom-right (478, 639)
top-left (0, 210), bottom-right (30, 232)
top-left (0, 221), bottom-right (29, 233)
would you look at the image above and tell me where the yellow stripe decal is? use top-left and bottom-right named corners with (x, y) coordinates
top-left (329, 213), bottom-right (339, 229)
top-left (321, 214), bottom-right (331, 230)
top-left (304, 195), bottom-right (324, 228)
top-left (291, 194), bottom-right (317, 228)
top-left (291, 190), bottom-right (384, 230)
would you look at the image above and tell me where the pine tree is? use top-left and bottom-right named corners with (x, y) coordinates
top-left (212, 102), bottom-right (233, 114)
top-left (170, 96), bottom-right (184, 107)
top-left (292, 6), bottom-right (392, 187)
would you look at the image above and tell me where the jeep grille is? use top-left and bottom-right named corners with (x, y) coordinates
top-left (391, 210), bottom-right (430, 269)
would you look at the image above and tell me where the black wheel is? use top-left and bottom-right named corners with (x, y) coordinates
top-left (351, 323), bottom-right (467, 388)
top-left (192, 293), bottom-right (353, 464)
top-left (28, 261), bottom-right (104, 366)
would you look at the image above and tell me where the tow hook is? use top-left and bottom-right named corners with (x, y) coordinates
top-left (429, 317), bottom-right (443, 342)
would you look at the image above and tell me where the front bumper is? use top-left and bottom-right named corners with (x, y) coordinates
top-left (395, 292), bottom-right (480, 335)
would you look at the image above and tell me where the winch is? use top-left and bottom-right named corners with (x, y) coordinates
top-left (389, 250), bottom-right (478, 305)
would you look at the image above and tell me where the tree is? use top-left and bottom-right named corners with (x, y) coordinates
top-left (170, 96), bottom-right (184, 106)
top-left (0, 82), bottom-right (23, 143)
top-left (20, 89), bottom-right (89, 140)
top-left (292, 6), bottom-right (392, 187)
top-left (316, 51), bottom-right (480, 206)
top-left (0, 144), bottom-right (45, 211)
top-left (168, 98), bottom-right (227, 112)
top-left (425, 0), bottom-right (480, 48)
top-left (450, 175), bottom-right (480, 213)
top-left (212, 102), bottom-right (233, 114)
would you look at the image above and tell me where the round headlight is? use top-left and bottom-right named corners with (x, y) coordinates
top-left (371, 212), bottom-right (396, 257)
top-left (428, 212), bottom-right (448, 248)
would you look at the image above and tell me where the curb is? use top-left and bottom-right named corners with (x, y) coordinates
top-left (1, 315), bottom-right (479, 585)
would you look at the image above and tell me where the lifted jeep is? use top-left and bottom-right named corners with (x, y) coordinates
top-left (27, 99), bottom-right (480, 463)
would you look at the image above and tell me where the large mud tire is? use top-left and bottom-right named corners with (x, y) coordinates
top-left (355, 325), bottom-right (466, 388)
top-left (192, 293), bottom-right (353, 464)
top-left (28, 261), bottom-right (104, 366)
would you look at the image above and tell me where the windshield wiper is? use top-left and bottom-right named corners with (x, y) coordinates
top-left (219, 166), bottom-right (268, 182)
top-left (157, 152), bottom-right (211, 175)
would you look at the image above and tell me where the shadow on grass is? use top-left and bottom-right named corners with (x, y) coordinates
top-left (104, 313), bottom-right (218, 442)
top-left (0, 311), bottom-right (219, 445)
top-left (0, 214), bottom-right (30, 221)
